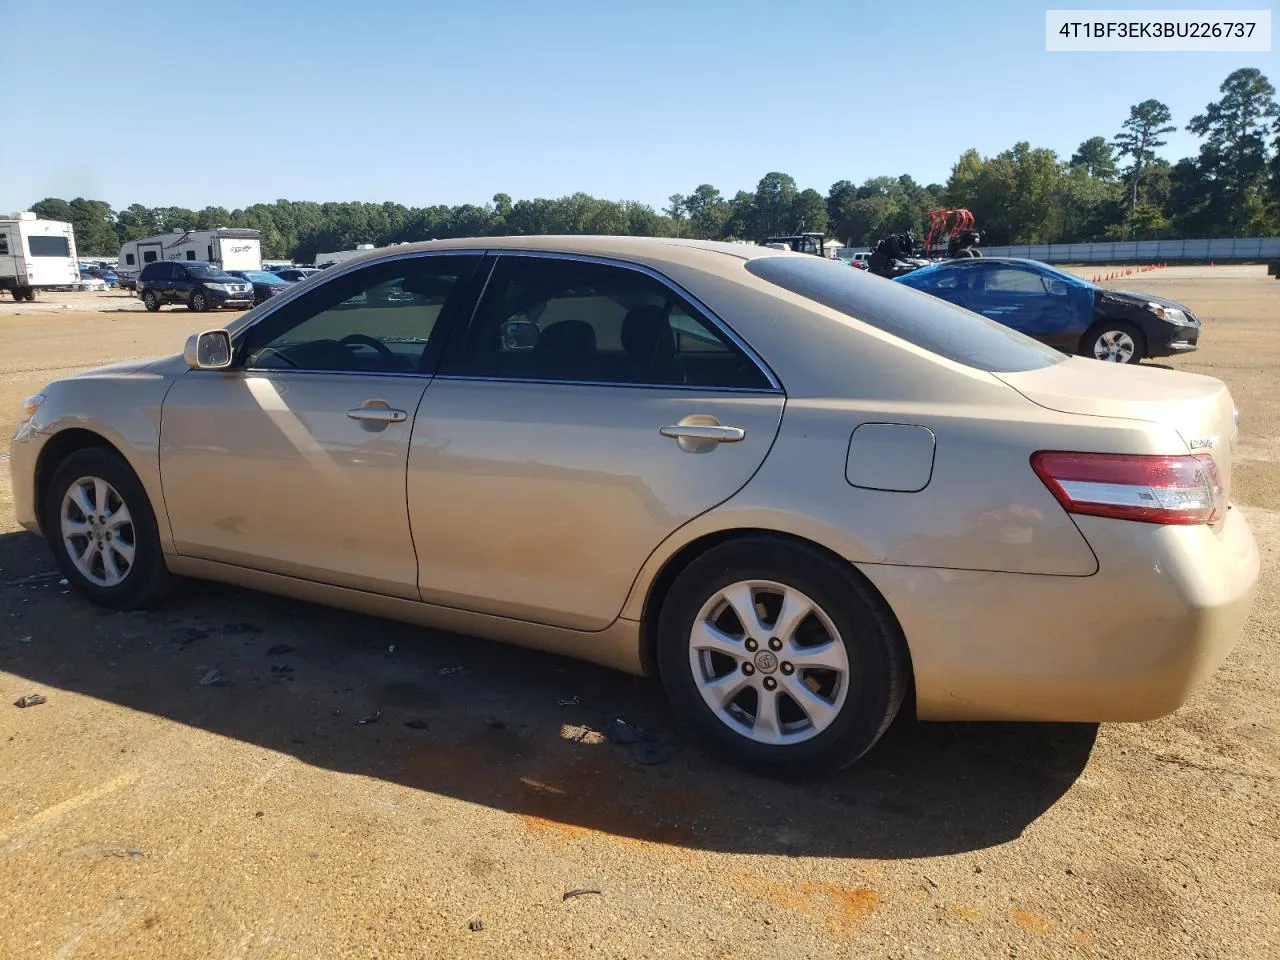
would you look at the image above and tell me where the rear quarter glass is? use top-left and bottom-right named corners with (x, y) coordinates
top-left (745, 256), bottom-right (1066, 374)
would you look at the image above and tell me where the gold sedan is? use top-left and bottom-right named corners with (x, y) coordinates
top-left (8, 237), bottom-right (1259, 776)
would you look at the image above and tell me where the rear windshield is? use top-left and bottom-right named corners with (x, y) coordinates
top-left (745, 255), bottom-right (1066, 373)
top-left (29, 235), bottom-right (71, 257)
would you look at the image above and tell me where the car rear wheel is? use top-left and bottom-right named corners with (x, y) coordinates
top-left (189, 290), bottom-right (209, 312)
top-left (1083, 321), bottom-right (1145, 364)
top-left (42, 447), bottom-right (174, 610)
top-left (657, 537), bottom-right (908, 778)
top-left (141, 289), bottom-right (160, 312)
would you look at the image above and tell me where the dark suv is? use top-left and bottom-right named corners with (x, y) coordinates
top-left (137, 260), bottom-right (254, 312)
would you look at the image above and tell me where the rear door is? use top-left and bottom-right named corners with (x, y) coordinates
top-left (407, 253), bottom-right (786, 631)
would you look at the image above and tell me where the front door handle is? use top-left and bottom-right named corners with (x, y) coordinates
top-left (347, 400), bottom-right (407, 429)
top-left (660, 424), bottom-right (745, 443)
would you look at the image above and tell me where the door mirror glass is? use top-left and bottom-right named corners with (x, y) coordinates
top-left (1047, 279), bottom-right (1069, 296)
top-left (184, 330), bottom-right (233, 369)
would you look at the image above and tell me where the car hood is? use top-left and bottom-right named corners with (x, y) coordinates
top-left (1102, 289), bottom-right (1192, 312)
top-left (74, 356), bottom-right (174, 379)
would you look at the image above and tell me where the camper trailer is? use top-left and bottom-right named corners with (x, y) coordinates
top-left (118, 228), bottom-right (262, 286)
top-left (0, 212), bottom-right (79, 301)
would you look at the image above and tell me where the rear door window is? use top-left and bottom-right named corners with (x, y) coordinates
top-left (745, 255), bottom-right (1065, 373)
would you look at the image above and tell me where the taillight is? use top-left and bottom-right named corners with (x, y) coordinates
top-left (1031, 452), bottom-right (1222, 525)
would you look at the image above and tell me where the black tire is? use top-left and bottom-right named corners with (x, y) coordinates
top-left (22, 287), bottom-right (36, 301)
top-left (8, 288), bottom-right (20, 302)
top-left (656, 537), bottom-right (909, 778)
top-left (189, 290), bottom-right (209, 312)
top-left (41, 447), bottom-right (174, 610)
top-left (1081, 320), bottom-right (1146, 364)
top-left (141, 289), bottom-right (161, 312)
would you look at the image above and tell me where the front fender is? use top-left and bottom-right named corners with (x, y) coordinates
top-left (17, 363), bottom-right (181, 551)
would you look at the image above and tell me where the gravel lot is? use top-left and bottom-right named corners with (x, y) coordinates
top-left (1, 267), bottom-right (1277, 960)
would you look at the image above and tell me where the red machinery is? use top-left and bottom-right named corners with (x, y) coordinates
top-left (924, 209), bottom-right (981, 258)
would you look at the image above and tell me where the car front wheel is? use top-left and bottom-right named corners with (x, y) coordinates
top-left (657, 537), bottom-right (909, 777)
top-left (42, 447), bottom-right (174, 610)
top-left (1083, 321), bottom-right (1145, 363)
top-left (189, 290), bottom-right (209, 312)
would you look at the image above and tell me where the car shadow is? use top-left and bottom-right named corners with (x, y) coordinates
top-left (0, 530), bottom-right (1096, 859)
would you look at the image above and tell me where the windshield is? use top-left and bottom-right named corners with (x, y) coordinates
top-left (237, 271), bottom-right (287, 283)
top-left (745, 255), bottom-right (1067, 373)
top-left (185, 262), bottom-right (232, 279)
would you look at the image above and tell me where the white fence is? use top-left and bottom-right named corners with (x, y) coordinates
top-left (979, 237), bottom-right (1280, 263)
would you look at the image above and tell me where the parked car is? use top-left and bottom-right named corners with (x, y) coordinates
top-left (226, 269), bottom-right (295, 305)
top-left (79, 265), bottom-right (117, 288)
top-left (73, 270), bottom-right (108, 292)
top-left (271, 266), bottom-right (319, 283)
top-left (850, 252), bottom-right (872, 270)
top-left (894, 257), bottom-right (1200, 363)
top-left (136, 260), bottom-right (254, 312)
top-left (9, 238), bottom-right (1256, 777)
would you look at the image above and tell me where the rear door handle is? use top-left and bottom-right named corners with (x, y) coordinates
top-left (660, 424), bottom-right (745, 443)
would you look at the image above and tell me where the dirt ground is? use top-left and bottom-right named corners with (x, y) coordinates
top-left (0, 268), bottom-right (1277, 960)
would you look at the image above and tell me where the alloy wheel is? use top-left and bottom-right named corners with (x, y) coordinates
top-left (688, 580), bottom-right (849, 745)
top-left (60, 476), bottom-right (136, 587)
top-left (1093, 329), bottom-right (1136, 362)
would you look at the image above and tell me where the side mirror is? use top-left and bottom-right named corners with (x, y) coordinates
top-left (184, 329), bottom-right (233, 369)
top-left (1048, 279), bottom-right (1069, 296)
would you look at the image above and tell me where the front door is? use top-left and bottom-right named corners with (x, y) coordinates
top-left (408, 254), bottom-right (786, 631)
top-left (159, 253), bottom-right (482, 598)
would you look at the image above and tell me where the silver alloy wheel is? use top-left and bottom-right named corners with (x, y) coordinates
top-left (1093, 329), bottom-right (1136, 362)
top-left (689, 580), bottom-right (849, 745)
top-left (60, 476), bottom-right (136, 588)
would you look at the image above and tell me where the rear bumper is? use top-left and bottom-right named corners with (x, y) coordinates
top-left (859, 505), bottom-right (1258, 722)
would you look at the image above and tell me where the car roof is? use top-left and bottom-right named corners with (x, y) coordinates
top-left (333, 235), bottom-right (784, 274)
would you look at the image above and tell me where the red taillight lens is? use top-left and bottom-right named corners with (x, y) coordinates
top-left (1031, 452), bottom-right (1223, 525)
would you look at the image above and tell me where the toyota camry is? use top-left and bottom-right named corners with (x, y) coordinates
top-left (9, 237), bottom-right (1259, 776)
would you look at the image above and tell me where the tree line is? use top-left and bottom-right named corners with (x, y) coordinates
top-left (30, 68), bottom-right (1280, 260)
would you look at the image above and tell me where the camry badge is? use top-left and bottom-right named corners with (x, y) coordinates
top-left (1189, 436), bottom-right (1218, 450)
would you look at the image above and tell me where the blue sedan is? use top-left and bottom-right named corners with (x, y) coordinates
top-left (894, 258), bottom-right (1200, 363)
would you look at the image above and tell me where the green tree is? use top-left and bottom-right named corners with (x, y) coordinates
top-left (1186, 68), bottom-right (1278, 234)
top-left (751, 172), bottom-right (798, 238)
top-left (1112, 99), bottom-right (1175, 229)
top-left (1070, 136), bottom-right (1118, 180)
top-left (791, 188), bottom-right (828, 234)
top-left (681, 184), bottom-right (730, 239)
top-left (664, 194), bottom-right (687, 236)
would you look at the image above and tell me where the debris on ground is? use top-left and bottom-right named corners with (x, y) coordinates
top-left (58, 579), bottom-right (68, 587)
top-left (387, 644), bottom-right (396, 654)
top-left (403, 719), bottom-right (430, 730)
top-left (563, 724), bottom-right (606, 745)
top-left (196, 669), bottom-right (224, 686)
top-left (14, 693), bottom-right (47, 708)
top-left (266, 644), bottom-right (295, 656)
top-left (16, 635), bottom-right (33, 644)
top-left (4, 571), bottom-right (61, 586)
top-left (437, 666), bottom-right (467, 677)
top-left (558, 695), bottom-right (581, 707)
top-left (628, 741), bottom-right (681, 765)
top-left (563, 888), bottom-right (603, 901)
top-left (356, 710), bottom-right (382, 726)
top-left (467, 918), bottom-right (484, 932)
top-left (606, 718), bottom-right (646, 744)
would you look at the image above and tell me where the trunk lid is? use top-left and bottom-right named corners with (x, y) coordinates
top-left (994, 357), bottom-right (1238, 502)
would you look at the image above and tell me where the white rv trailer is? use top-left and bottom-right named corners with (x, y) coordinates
top-left (118, 228), bottom-right (262, 284)
top-left (0, 212), bottom-right (79, 301)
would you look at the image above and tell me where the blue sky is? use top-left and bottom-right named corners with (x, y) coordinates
top-left (3, 0), bottom-right (1274, 212)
